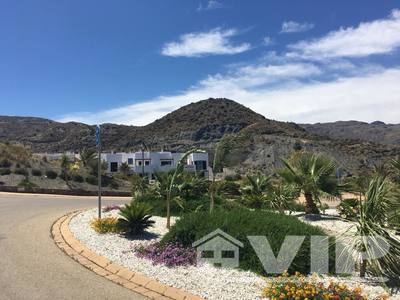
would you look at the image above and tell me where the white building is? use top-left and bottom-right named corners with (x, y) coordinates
top-left (101, 151), bottom-right (209, 178)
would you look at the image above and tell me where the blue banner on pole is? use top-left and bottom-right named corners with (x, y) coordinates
top-left (95, 125), bottom-right (101, 147)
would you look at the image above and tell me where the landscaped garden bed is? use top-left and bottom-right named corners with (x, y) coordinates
top-left (69, 207), bottom-right (393, 300)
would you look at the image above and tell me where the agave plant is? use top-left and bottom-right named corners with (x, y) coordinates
top-left (343, 175), bottom-right (400, 278)
top-left (278, 151), bottom-right (339, 214)
top-left (117, 202), bottom-right (155, 236)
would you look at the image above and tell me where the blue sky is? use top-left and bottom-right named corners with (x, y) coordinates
top-left (1, 0), bottom-right (400, 125)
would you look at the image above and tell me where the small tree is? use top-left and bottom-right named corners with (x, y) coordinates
top-left (131, 173), bottom-right (149, 196)
top-left (60, 153), bottom-right (70, 184)
top-left (278, 151), bottom-right (339, 214)
top-left (209, 138), bottom-right (232, 212)
top-left (120, 162), bottom-right (130, 177)
top-left (163, 148), bottom-right (204, 229)
top-left (79, 148), bottom-right (97, 167)
top-left (240, 172), bottom-right (271, 209)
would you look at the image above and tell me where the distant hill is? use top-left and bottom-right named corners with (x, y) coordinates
top-left (1, 98), bottom-right (399, 175)
top-left (0, 99), bottom-right (266, 152)
top-left (301, 121), bottom-right (400, 145)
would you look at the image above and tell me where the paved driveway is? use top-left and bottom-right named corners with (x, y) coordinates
top-left (0, 192), bottom-right (146, 300)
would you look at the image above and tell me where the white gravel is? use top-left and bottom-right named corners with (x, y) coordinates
top-left (69, 208), bottom-right (396, 300)
top-left (70, 208), bottom-right (265, 300)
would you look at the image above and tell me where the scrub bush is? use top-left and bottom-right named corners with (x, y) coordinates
top-left (14, 168), bottom-right (28, 176)
top-left (45, 170), bottom-right (58, 179)
top-left (162, 208), bottom-right (336, 276)
top-left (31, 169), bottom-right (42, 176)
top-left (0, 168), bottom-right (11, 175)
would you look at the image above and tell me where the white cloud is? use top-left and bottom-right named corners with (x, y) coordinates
top-left (200, 63), bottom-right (321, 89)
top-left (161, 28), bottom-right (251, 57)
top-left (58, 10), bottom-right (400, 126)
top-left (197, 0), bottom-right (223, 11)
top-left (263, 36), bottom-right (274, 46)
top-left (288, 9), bottom-right (400, 59)
top-left (281, 21), bottom-right (314, 33)
top-left (58, 66), bottom-right (400, 126)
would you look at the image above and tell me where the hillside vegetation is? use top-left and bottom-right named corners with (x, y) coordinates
top-left (1, 98), bottom-right (399, 175)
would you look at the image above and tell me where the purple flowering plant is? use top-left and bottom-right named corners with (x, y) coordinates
top-left (102, 204), bottom-right (121, 212)
top-left (134, 242), bottom-right (197, 267)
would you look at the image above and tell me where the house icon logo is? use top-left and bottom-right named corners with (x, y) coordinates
top-left (192, 229), bottom-right (244, 268)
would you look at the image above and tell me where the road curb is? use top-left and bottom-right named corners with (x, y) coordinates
top-left (51, 211), bottom-right (203, 300)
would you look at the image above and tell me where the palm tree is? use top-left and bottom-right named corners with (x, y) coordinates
top-left (278, 151), bottom-right (339, 214)
top-left (209, 137), bottom-right (232, 212)
top-left (79, 148), bottom-right (97, 167)
top-left (343, 175), bottom-right (400, 278)
top-left (131, 173), bottom-right (149, 196)
top-left (241, 172), bottom-right (271, 197)
top-left (240, 172), bottom-right (271, 209)
top-left (154, 149), bottom-right (205, 229)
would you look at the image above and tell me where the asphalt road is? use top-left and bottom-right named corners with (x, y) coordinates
top-left (0, 192), bottom-right (146, 300)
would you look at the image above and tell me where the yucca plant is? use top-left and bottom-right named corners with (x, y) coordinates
top-left (266, 182), bottom-right (298, 213)
top-left (342, 175), bottom-right (400, 278)
top-left (117, 202), bottom-right (155, 236)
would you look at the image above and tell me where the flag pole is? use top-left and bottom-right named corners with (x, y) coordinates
top-left (97, 125), bottom-right (102, 219)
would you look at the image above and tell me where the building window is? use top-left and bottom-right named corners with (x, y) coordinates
top-left (110, 162), bottom-right (118, 172)
top-left (160, 160), bottom-right (172, 166)
top-left (136, 159), bottom-right (150, 166)
top-left (128, 158), bottom-right (133, 165)
top-left (194, 160), bottom-right (207, 171)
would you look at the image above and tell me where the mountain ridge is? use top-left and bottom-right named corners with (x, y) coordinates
top-left (1, 98), bottom-right (399, 175)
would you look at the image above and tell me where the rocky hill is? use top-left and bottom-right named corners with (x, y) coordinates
top-left (301, 121), bottom-right (400, 145)
top-left (1, 98), bottom-right (399, 175)
top-left (0, 99), bottom-right (266, 152)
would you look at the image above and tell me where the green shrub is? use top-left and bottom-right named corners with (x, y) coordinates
top-left (0, 168), bottom-right (11, 175)
top-left (287, 201), bottom-right (305, 212)
top-left (31, 169), bottom-right (42, 176)
top-left (14, 168), bottom-right (28, 176)
top-left (58, 172), bottom-right (71, 181)
top-left (135, 192), bottom-right (211, 217)
top-left (109, 180), bottom-right (119, 189)
top-left (162, 209), bottom-right (336, 276)
top-left (224, 173), bottom-right (242, 181)
top-left (85, 175), bottom-right (97, 185)
top-left (72, 174), bottom-right (84, 183)
top-left (0, 159), bottom-right (12, 168)
top-left (117, 202), bottom-right (155, 236)
top-left (17, 178), bottom-right (37, 189)
top-left (90, 217), bottom-right (120, 234)
top-left (218, 180), bottom-right (241, 197)
top-left (45, 170), bottom-right (58, 179)
top-left (337, 198), bottom-right (359, 220)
